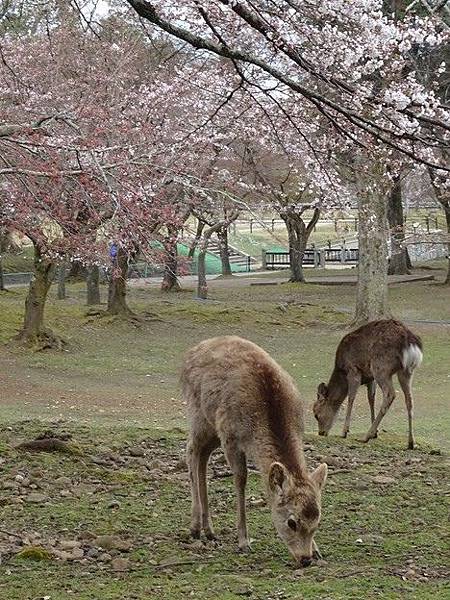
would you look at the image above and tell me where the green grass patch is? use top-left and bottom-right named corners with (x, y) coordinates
top-left (0, 421), bottom-right (448, 600)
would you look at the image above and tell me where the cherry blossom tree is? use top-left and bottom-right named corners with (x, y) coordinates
top-left (125, 0), bottom-right (449, 321)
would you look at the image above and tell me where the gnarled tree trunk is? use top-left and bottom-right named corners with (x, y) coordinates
top-left (67, 260), bottom-right (86, 281)
top-left (188, 219), bottom-right (205, 259)
top-left (57, 262), bottom-right (66, 300)
top-left (217, 225), bottom-right (232, 276)
top-left (354, 168), bottom-right (389, 325)
top-left (281, 208), bottom-right (320, 283)
top-left (17, 242), bottom-right (57, 346)
top-left (0, 253), bottom-right (5, 291)
top-left (444, 206), bottom-right (450, 285)
top-left (387, 175), bottom-right (410, 275)
top-left (161, 226), bottom-right (181, 292)
top-left (86, 265), bottom-right (101, 305)
top-left (107, 246), bottom-right (133, 316)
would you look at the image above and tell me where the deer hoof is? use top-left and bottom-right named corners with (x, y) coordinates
top-left (204, 529), bottom-right (217, 541)
top-left (190, 527), bottom-right (201, 539)
top-left (407, 441), bottom-right (415, 450)
top-left (341, 431), bottom-right (348, 438)
top-left (238, 541), bottom-right (251, 553)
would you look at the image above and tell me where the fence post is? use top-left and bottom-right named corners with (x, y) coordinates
top-left (313, 247), bottom-right (319, 268)
top-left (250, 219), bottom-right (253, 233)
top-left (354, 217), bottom-right (358, 231)
top-left (247, 255), bottom-right (251, 272)
top-left (319, 250), bottom-right (325, 268)
top-left (435, 216), bottom-right (438, 229)
top-left (271, 218), bottom-right (275, 232)
top-left (327, 239), bottom-right (331, 249)
top-left (340, 244), bottom-right (346, 264)
top-left (261, 249), bottom-right (267, 270)
top-left (426, 216), bottom-right (430, 233)
top-left (334, 219), bottom-right (338, 232)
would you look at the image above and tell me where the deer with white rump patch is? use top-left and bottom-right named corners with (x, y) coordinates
top-left (314, 319), bottom-right (423, 449)
top-left (182, 335), bottom-right (327, 567)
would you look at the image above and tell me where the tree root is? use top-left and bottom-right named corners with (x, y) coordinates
top-left (14, 328), bottom-right (67, 351)
top-left (15, 438), bottom-right (81, 454)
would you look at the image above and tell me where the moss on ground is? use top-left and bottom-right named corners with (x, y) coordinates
top-left (0, 422), bottom-right (448, 600)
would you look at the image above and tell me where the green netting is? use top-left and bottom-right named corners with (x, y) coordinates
top-left (178, 244), bottom-right (249, 274)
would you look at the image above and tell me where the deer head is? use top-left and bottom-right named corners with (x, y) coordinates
top-left (313, 383), bottom-right (338, 435)
top-left (267, 461), bottom-right (327, 566)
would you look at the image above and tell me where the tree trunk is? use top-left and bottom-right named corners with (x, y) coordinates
top-left (107, 246), bottom-right (133, 316)
top-left (188, 220), bottom-right (205, 259)
top-left (67, 260), bottom-right (86, 281)
top-left (217, 225), bottom-right (233, 276)
top-left (354, 169), bottom-right (389, 325)
top-left (445, 206), bottom-right (450, 285)
top-left (197, 240), bottom-right (209, 299)
top-left (86, 265), bottom-right (101, 305)
top-left (57, 263), bottom-right (66, 300)
top-left (161, 226), bottom-right (181, 292)
top-left (280, 208), bottom-right (320, 283)
top-left (387, 175), bottom-right (410, 275)
top-left (17, 243), bottom-right (56, 345)
top-left (0, 253), bottom-right (5, 291)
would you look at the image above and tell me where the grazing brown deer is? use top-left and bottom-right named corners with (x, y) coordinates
top-left (182, 336), bottom-right (327, 567)
top-left (313, 319), bottom-right (423, 449)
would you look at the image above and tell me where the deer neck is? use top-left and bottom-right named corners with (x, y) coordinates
top-left (328, 367), bottom-right (349, 407)
top-left (252, 423), bottom-right (308, 484)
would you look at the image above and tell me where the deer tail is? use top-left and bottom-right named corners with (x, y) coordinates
top-left (401, 343), bottom-right (423, 373)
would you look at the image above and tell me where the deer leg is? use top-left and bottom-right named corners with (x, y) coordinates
top-left (342, 374), bottom-right (361, 438)
top-left (186, 439), bottom-right (202, 538)
top-left (197, 437), bottom-right (220, 540)
top-left (224, 442), bottom-right (250, 552)
top-left (362, 376), bottom-right (395, 443)
top-left (312, 539), bottom-right (323, 560)
top-left (397, 370), bottom-right (415, 450)
top-left (367, 380), bottom-right (377, 435)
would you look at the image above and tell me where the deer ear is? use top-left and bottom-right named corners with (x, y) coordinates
top-left (268, 462), bottom-right (290, 494)
top-left (311, 463), bottom-right (328, 490)
top-left (318, 383), bottom-right (328, 396)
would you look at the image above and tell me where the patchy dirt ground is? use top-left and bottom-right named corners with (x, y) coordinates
top-left (0, 421), bottom-right (449, 600)
top-left (0, 267), bottom-right (449, 598)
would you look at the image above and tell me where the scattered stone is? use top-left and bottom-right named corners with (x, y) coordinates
top-left (26, 493), bottom-right (48, 504)
top-left (111, 557), bottom-right (130, 572)
top-left (60, 490), bottom-right (72, 497)
top-left (55, 476), bottom-right (72, 487)
top-left (98, 552), bottom-right (112, 562)
top-left (71, 548), bottom-right (84, 560)
top-left (372, 475), bottom-right (396, 485)
top-left (430, 449), bottom-right (441, 456)
top-left (95, 536), bottom-right (117, 550)
top-left (316, 559), bottom-right (328, 567)
top-left (87, 548), bottom-right (99, 558)
top-left (322, 456), bottom-right (342, 468)
top-left (107, 500), bottom-right (121, 509)
top-left (249, 498), bottom-right (266, 508)
top-left (190, 540), bottom-right (205, 551)
top-left (129, 446), bottom-right (145, 457)
top-left (60, 540), bottom-right (81, 551)
top-left (54, 550), bottom-right (73, 561)
top-left (9, 497), bottom-right (24, 505)
top-left (173, 459), bottom-right (187, 472)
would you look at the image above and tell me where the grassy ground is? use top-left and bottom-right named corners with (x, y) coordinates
top-left (0, 262), bottom-right (449, 599)
top-left (0, 422), bottom-right (448, 600)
